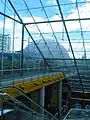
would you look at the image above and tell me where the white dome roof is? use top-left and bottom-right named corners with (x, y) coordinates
top-left (24, 39), bottom-right (70, 59)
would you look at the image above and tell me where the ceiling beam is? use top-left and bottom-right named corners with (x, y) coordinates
top-left (24, 17), bottom-right (90, 25)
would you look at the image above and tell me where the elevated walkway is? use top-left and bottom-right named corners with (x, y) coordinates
top-left (0, 72), bottom-right (64, 97)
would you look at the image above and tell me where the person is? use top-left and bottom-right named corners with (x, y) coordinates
top-left (85, 105), bottom-right (90, 117)
top-left (75, 103), bottom-right (81, 116)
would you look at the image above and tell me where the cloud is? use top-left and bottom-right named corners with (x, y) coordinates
top-left (46, 0), bottom-right (57, 5)
top-left (1, 2), bottom-right (90, 58)
top-left (65, 3), bottom-right (90, 31)
top-left (25, 14), bottom-right (63, 33)
top-left (71, 0), bottom-right (84, 2)
top-left (22, 3), bottom-right (90, 34)
top-left (0, 18), bottom-right (23, 51)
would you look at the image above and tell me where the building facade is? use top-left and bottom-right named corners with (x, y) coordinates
top-left (0, 34), bottom-right (11, 53)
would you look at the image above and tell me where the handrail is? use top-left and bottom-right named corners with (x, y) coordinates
top-left (0, 92), bottom-right (49, 119)
top-left (0, 67), bottom-right (64, 72)
top-left (0, 86), bottom-right (59, 120)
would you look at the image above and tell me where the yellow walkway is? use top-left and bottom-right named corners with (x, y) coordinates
top-left (2, 73), bottom-right (64, 97)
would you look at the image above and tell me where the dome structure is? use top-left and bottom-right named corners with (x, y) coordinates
top-left (24, 39), bottom-right (70, 59)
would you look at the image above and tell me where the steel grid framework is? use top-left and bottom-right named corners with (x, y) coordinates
top-left (0, 0), bottom-right (90, 94)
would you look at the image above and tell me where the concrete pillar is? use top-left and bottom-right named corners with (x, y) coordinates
top-left (58, 80), bottom-right (62, 120)
top-left (39, 86), bottom-right (45, 114)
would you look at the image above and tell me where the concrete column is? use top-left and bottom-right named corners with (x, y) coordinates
top-left (58, 80), bottom-right (62, 120)
top-left (39, 86), bottom-right (45, 114)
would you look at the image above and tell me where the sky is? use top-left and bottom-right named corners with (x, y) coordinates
top-left (0, 0), bottom-right (90, 58)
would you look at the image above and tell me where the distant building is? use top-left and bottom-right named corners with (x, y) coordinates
top-left (0, 34), bottom-right (11, 53)
top-left (24, 39), bottom-right (70, 59)
top-left (82, 52), bottom-right (86, 59)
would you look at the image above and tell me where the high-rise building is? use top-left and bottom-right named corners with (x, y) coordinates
top-left (0, 34), bottom-right (11, 53)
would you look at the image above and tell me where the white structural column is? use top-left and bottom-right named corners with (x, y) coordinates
top-left (39, 86), bottom-right (45, 114)
top-left (58, 80), bottom-right (62, 120)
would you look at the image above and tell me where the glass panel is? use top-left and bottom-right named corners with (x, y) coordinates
top-left (0, 89), bottom-right (58, 120)
top-left (61, 4), bottom-right (78, 19)
top-left (0, 0), bottom-right (90, 92)
top-left (64, 109), bottom-right (90, 120)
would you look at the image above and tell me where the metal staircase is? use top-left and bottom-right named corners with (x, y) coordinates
top-left (0, 86), bottom-right (58, 120)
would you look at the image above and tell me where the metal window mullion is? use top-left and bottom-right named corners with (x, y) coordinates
top-left (12, 12), bottom-right (15, 84)
top-left (7, 0), bottom-right (52, 72)
top-left (20, 24), bottom-right (24, 76)
top-left (56, 0), bottom-right (84, 94)
top-left (30, 30), bottom-right (90, 35)
top-left (24, 17), bottom-right (90, 25)
top-left (1, 0), bottom-right (6, 75)
top-left (0, 12), bottom-right (21, 24)
top-left (76, 1), bottom-right (86, 57)
top-left (14, 1), bottom-right (90, 11)
top-left (27, 36), bottom-right (30, 74)
top-left (76, 0), bottom-right (89, 75)
top-left (23, 0), bottom-right (53, 58)
top-left (40, 0), bottom-right (73, 81)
